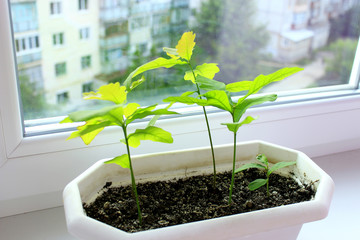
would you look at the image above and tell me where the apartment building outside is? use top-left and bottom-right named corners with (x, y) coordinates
top-left (10, 0), bottom-right (357, 119)
top-left (37, 0), bottom-right (101, 106)
top-left (255, 0), bottom-right (359, 63)
top-left (11, 0), bottom-right (43, 90)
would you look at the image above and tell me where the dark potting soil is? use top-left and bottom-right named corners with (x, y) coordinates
top-left (83, 168), bottom-right (315, 233)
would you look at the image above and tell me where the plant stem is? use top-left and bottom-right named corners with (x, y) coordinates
top-left (188, 63), bottom-right (217, 188)
top-left (228, 131), bottom-right (237, 204)
top-left (122, 126), bottom-right (142, 224)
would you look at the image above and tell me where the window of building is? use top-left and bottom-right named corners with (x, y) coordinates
top-left (55, 62), bottom-right (66, 76)
top-left (79, 27), bottom-right (90, 40)
top-left (14, 35), bottom-right (40, 54)
top-left (57, 91), bottom-right (69, 104)
top-left (52, 32), bottom-right (64, 46)
top-left (50, 1), bottom-right (62, 15)
top-left (79, 0), bottom-right (88, 11)
top-left (81, 55), bottom-right (91, 69)
top-left (82, 82), bottom-right (93, 93)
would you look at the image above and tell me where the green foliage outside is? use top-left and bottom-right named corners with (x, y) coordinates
top-left (18, 73), bottom-right (48, 120)
top-left (324, 39), bottom-right (358, 84)
top-left (193, 0), bottom-right (269, 82)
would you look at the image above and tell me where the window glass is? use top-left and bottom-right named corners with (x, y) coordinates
top-left (8, 0), bottom-right (360, 127)
top-left (50, 1), bottom-right (62, 15)
top-left (55, 62), bottom-right (66, 76)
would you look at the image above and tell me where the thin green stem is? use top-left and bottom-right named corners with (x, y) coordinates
top-left (122, 126), bottom-right (142, 224)
top-left (188, 62), bottom-right (217, 187)
top-left (228, 130), bottom-right (237, 204)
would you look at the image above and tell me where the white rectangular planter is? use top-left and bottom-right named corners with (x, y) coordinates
top-left (63, 141), bottom-right (334, 240)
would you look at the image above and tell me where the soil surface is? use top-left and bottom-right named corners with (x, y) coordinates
top-left (84, 169), bottom-right (315, 233)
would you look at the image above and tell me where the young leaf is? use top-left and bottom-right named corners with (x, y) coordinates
top-left (235, 162), bottom-right (266, 173)
top-left (123, 57), bottom-right (186, 89)
top-left (202, 90), bottom-right (233, 112)
top-left (104, 154), bottom-right (130, 169)
top-left (176, 31), bottom-right (196, 61)
top-left (221, 116), bottom-right (257, 133)
top-left (147, 102), bottom-right (174, 127)
top-left (130, 75), bottom-right (146, 90)
top-left (248, 179), bottom-right (268, 191)
top-left (226, 81), bottom-right (252, 92)
top-left (123, 103), bottom-right (140, 118)
top-left (83, 82), bottom-right (127, 104)
top-left (234, 94), bottom-right (277, 122)
top-left (238, 67), bottom-right (303, 103)
top-left (68, 105), bottom-right (123, 122)
top-left (127, 126), bottom-right (173, 148)
top-left (256, 154), bottom-right (268, 165)
top-left (195, 75), bottom-right (226, 91)
top-left (269, 161), bottom-right (296, 175)
top-left (163, 47), bottom-right (180, 59)
top-left (60, 116), bottom-right (73, 123)
top-left (163, 95), bottom-right (208, 105)
top-left (67, 120), bottom-right (112, 145)
top-left (126, 107), bottom-right (178, 125)
top-left (184, 63), bottom-right (220, 83)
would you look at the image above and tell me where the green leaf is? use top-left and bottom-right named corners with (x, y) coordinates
top-left (127, 126), bottom-right (173, 148)
top-left (202, 90), bottom-right (233, 112)
top-left (184, 63), bottom-right (220, 84)
top-left (256, 154), bottom-right (268, 166)
top-left (163, 47), bottom-right (180, 59)
top-left (67, 120), bottom-right (112, 145)
top-left (234, 94), bottom-right (277, 122)
top-left (238, 67), bottom-right (303, 103)
top-left (126, 106), bottom-right (178, 125)
top-left (68, 105), bottom-right (123, 122)
top-left (226, 81), bottom-right (252, 92)
top-left (269, 161), bottom-right (296, 175)
top-left (248, 179), bottom-right (268, 191)
top-left (235, 163), bottom-right (266, 173)
top-left (123, 103), bottom-right (140, 118)
top-left (221, 116), bottom-right (257, 133)
top-left (176, 31), bottom-right (196, 61)
top-left (184, 70), bottom-right (195, 83)
top-left (130, 75), bottom-right (146, 90)
top-left (104, 154), bottom-right (130, 169)
top-left (163, 95), bottom-right (208, 105)
top-left (83, 83), bottom-right (127, 104)
top-left (147, 102), bottom-right (174, 127)
top-left (195, 75), bottom-right (226, 91)
top-left (60, 116), bottom-right (73, 123)
top-left (123, 57), bottom-right (186, 89)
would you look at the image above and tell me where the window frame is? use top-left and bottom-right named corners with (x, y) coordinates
top-left (55, 62), bottom-right (66, 76)
top-left (52, 32), bottom-right (64, 46)
top-left (81, 55), bottom-right (92, 69)
top-left (2, 0), bottom-right (360, 218)
top-left (50, 1), bottom-right (62, 16)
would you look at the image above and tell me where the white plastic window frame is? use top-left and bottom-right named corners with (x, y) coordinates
top-left (1, 0), bottom-right (360, 217)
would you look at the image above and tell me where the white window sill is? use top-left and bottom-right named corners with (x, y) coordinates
top-left (0, 149), bottom-right (359, 239)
